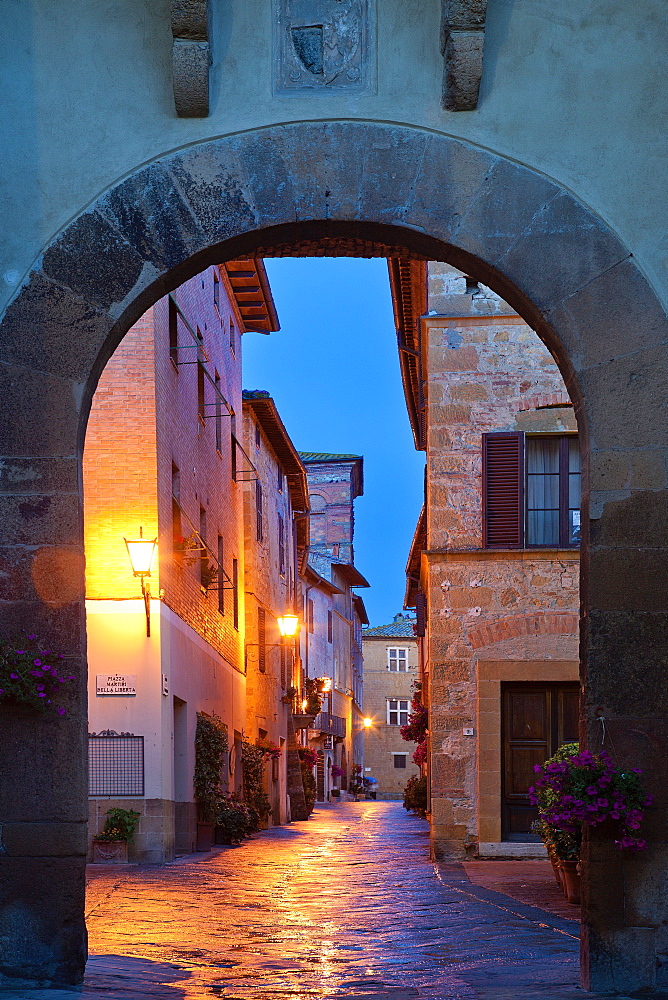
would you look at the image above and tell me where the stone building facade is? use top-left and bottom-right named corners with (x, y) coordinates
top-left (362, 614), bottom-right (421, 800)
top-left (241, 390), bottom-right (309, 826)
top-left (396, 261), bottom-right (580, 858)
top-left (299, 454), bottom-right (368, 795)
top-left (84, 261), bottom-right (278, 862)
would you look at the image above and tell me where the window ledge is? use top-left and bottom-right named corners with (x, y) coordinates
top-left (425, 548), bottom-right (580, 562)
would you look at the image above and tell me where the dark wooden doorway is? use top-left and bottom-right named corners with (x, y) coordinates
top-left (501, 681), bottom-right (579, 840)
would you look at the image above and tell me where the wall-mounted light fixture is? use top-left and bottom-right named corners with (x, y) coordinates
top-left (276, 614), bottom-right (300, 638)
top-left (124, 526), bottom-right (157, 637)
top-left (316, 676), bottom-right (332, 694)
top-left (363, 717), bottom-right (373, 729)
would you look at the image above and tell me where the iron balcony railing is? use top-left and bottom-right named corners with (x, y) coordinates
top-left (313, 712), bottom-right (346, 737)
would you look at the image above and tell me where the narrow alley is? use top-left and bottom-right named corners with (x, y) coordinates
top-left (11, 802), bottom-right (628, 1000)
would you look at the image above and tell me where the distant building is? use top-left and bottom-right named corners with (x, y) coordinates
top-left (362, 614), bottom-right (420, 799)
top-left (394, 260), bottom-right (580, 859)
top-left (84, 260), bottom-right (278, 862)
top-left (299, 454), bottom-right (369, 798)
top-left (241, 390), bottom-right (309, 826)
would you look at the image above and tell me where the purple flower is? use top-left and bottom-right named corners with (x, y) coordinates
top-left (0, 688), bottom-right (4, 695)
top-left (36, 684), bottom-right (44, 691)
top-left (9, 673), bottom-right (18, 679)
top-left (56, 707), bottom-right (66, 716)
top-left (37, 692), bottom-right (46, 698)
top-left (28, 634), bottom-right (35, 639)
top-left (30, 670), bottom-right (41, 676)
top-left (16, 650), bottom-right (25, 655)
top-left (597, 798), bottom-right (609, 808)
top-left (586, 786), bottom-right (598, 795)
top-left (33, 659), bottom-right (41, 666)
top-left (42, 664), bottom-right (50, 671)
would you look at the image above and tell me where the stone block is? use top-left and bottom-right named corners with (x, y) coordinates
top-left (168, 141), bottom-right (257, 248)
top-left (549, 257), bottom-right (668, 373)
top-left (584, 926), bottom-right (657, 996)
top-left (585, 610), bottom-right (668, 717)
top-left (497, 193), bottom-right (628, 319)
top-left (2, 821), bottom-right (87, 858)
top-left (0, 274), bottom-right (113, 383)
top-left (0, 494), bottom-right (80, 547)
top-left (407, 133), bottom-right (496, 242)
top-left (590, 450), bottom-right (666, 492)
top-left (591, 489), bottom-right (668, 549)
top-left (441, 0), bottom-right (487, 33)
top-left (588, 547), bottom-right (668, 613)
top-left (98, 162), bottom-right (205, 273)
top-left (0, 857), bottom-right (86, 985)
top-left (171, 0), bottom-right (207, 39)
top-left (578, 345), bottom-right (668, 449)
top-left (41, 211), bottom-right (146, 312)
top-left (172, 40), bottom-right (210, 118)
top-left (455, 158), bottom-right (560, 270)
top-left (0, 457), bottom-right (79, 497)
top-left (442, 31), bottom-right (484, 112)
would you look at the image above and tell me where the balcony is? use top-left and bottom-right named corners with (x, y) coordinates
top-left (313, 713), bottom-right (346, 738)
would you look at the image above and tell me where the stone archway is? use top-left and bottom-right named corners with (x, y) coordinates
top-left (1, 122), bottom-right (667, 995)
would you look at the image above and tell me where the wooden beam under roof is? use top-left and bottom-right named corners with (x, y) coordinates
top-left (224, 258), bottom-right (280, 334)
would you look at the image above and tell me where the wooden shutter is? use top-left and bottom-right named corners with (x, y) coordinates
top-left (483, 432), bottom-right (524, 548)
top-left (258, 607), bottom-right (266, 673)
top-left (415, 591), bottom-right (426, 637)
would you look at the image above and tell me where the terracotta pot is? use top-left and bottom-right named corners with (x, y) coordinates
top-left (196, 821), bottom-right (214, 851)
top-left (92, 840), bottom-right (128, 864)
top-left (559, 860), bottom-right (581, 904)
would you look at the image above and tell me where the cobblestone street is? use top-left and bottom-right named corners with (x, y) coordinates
top-left (4, 802), bottom-right (646, 1000)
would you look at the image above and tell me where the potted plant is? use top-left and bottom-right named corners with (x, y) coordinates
top-left (298, 746), bottom-right (318, 816)
top-left (241, 739), bottom-right (271, 831)
top-left (194, 711), bottom-right (229, 850)
top-left (403, 774), bottom-right (428, 817)
top-left (530, 743), bottom-right (652, 905)
top-left (215, 795), bottom-right (253, 844)
top-left (349, 764), bottom-right (365, 801)
top-left (92, 807), bottom-right (140, 863)
top-left (200, 561), bottom-right (219, 592)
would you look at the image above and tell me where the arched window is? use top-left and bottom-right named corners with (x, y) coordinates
top-left (309, 493), bottom-right (326, 513)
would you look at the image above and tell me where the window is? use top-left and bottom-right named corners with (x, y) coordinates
top-left (171, 462), bottom-right (181, 549)
top-left (277, 464), bottom-right (283, 492)
top-left (213, 270), bottom-right (220, 312)
top-left (214, 371), bottom-right (222, 453)
top-left (526, 436), bottom-right (581, 546)
top-left (280, 641), bottom-right (287, 689)
top-left (309, 493), bottom-right (326, 513)
top-left (258, 607), bottom-right (266, 673)
top-left (308, 598), bottom-right (314, 633)
top-left (229, 318), bottom-right (236, 355)
top-left (393, 754), bottom-right (407, 769)
top-left (169, 297), bottom-right (179, 367)
top-left (199, 506), bottom-right (207, 587)
top-left (387, 647), bottom-right (408, 672)
top-left (255, 423), bottom-right (261, 448)
top-left (327, 610), bottom-right (333, 644)
top-left (483, 432), bottom-right (580, 549)
top-left (278, 513), bottom-right (285, 576)
top-left (387, 699), bottom-right (409, 726)
top-left (232, 558), bottom-right (239, 630)
top-left (217, 535), bottom-right (224, 615)
top-left (255, 481), bottom-right (263, 542)
top-left (196, 328), bottom-right (205, 423)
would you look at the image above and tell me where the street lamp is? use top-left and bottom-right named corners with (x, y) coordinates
top-left (363, 717), bottom-right (373, 729)
top-left (124, 526), bottom-right (157, 637)
top-left (276, 613), bottom-right (300, 638)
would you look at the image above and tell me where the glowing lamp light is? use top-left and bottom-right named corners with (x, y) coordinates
top-left (124, 527), bottom-right (157, 578)
top-left (363, 717), bottom-right (373, 729)
top-left (124, 527), bottom-right (157, 637)
top-left (276, 613), bottom-right (300, 638)
top-left (301, 699), bottom-right (308, 713)
top-left (317, 676), bottom-right (332, 694)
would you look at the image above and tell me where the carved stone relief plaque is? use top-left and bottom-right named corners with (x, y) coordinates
top-left (274, 0), bottom-right (376, 94)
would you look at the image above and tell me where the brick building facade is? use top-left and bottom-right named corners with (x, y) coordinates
top-left (84, 261), bottom-right (278, 861)
top-left (395, 261), bottom-right (580, 858)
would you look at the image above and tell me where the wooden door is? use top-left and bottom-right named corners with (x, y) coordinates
top-left (501, 682), bottom-right (579, 840)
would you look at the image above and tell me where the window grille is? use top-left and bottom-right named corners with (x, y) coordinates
top-left (89, 733), bottom-right (144, 797)
top-left (393, 754), bottom-right (407, 769)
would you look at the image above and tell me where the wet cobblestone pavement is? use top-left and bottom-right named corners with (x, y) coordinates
top-left (3, 802), bottom-right (648, 999)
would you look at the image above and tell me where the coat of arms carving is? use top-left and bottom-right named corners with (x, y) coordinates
top-left (274, 0), bottom-right (375, 93)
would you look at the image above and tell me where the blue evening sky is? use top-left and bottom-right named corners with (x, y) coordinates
top-left (242, 257), bottom-right (425, 629)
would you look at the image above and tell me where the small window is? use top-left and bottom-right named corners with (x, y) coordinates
top-left (171, 462), bottom-right (181, 549)
top-left (277, 464), bottom-right (283, 493)
top-left (199, 506), bottom-right (207, 587)
top-left (232, 558), bottom-right (239, 630)
top-left (327, 610), bottom-right (333, 644)
top-left (255, 423), bottom-right (261, 449)
top-left (217, 535), bottom-right (224, 615)
top-left (526, 436), bottom-right (581, 547)
top-left (258, 607), bottom-right (266, 673)
top-left (229, 318), bottom-right (236, 355)
top-left (393, 754), bottom-right (407, 769)
top-left (387, 648), bottom-right (408, 672)
top-left (278, 513), bottom-right (285, 576)
top-left (214, 372), bottom-right (222, 453)
top-left (308, 598), bottom-right (314, 634)
top-left (255, 481), bottom-right (263, 542)
top-left (196, 328), bottom-right (205, 424)
top-left (213, 271), bottom-right (220, 312)
top-left (387, 699), bottom-right (409, 726)
top-left (168, 297), bottom-right (179, 368)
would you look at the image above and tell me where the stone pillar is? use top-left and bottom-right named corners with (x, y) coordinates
top-left (0, 450), bottom-right (88, 983)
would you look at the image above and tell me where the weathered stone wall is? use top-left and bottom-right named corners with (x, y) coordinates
top-left (423, 263), bottom-right (580, 857)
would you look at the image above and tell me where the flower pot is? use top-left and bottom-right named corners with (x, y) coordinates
top-left (196, 821), bottom-right (215, 851)
top-left (92, 840), bottom-right (128, 864)
top-left (559, 860), bottom-right (581, 904)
